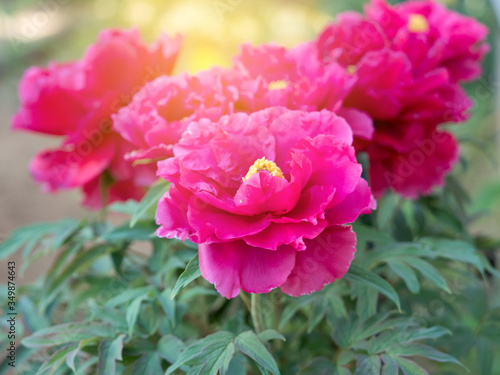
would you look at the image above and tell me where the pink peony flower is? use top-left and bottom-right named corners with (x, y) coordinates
top-left (12, 29), bottom-right (182, 208)
top-left (156, 107), bottom-right (374, 298)
top-left (365, 0), bottom-right (489, 82)
top-left (316, 0), bottom-right (486, 198)
top-left (112, 67), bottom-right (252, 163)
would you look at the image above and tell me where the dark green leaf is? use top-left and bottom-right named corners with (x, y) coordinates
top-left (35, 342), bottom-right (80, 375)
top-left (345, 265), bottom-right (401, 311)
top-left (405, 257), bottom-right (450, 293)
top-left (354, 355), bottom-right (381, 375)
top-left (298, 357), bottom-right (337, 375)
top-left (235, 331), bottom-right (280, 375)
top-left (387, 343), bottom-right (465, 369)
top-left (157, 334), bottom-right (186, 364)
top-left (388, 260), bottom-right (420, 294)
top-left (170, 254), bottom-right (202, 299)
top-left (393, 357), bottom-right (429, 375)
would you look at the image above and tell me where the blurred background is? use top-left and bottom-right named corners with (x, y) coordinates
top-left (0, 0), bottom-right (499, 279)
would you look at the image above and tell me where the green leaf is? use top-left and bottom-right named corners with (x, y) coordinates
top-left (258, 330), bottom-right (286, 342)
top-left (381, 354), bottom-right (399, 375)
top-left (393, 357), bottom-right (429, 375)
top-left (424, 238), bottom-right (484, 272)
top-left (22, 322), bottom-right (115, 348)
top-left (388, 260), bottom-right (420, 294)
top-left (226, 354), bottom-right (248, 375)
top-left (235, 331), bottom-right (280, 375)
top-left (35, 342), bottom-right (80, 375)
top-left (170, 254), bottom-right (202, 299)
top-left (130, 180), bottom-right (169, 227)
top-left (44, 244), bottom-right (118, 303)
top-left (105, 286), bottom-right (154, 308)
top-left (157, 334), bottom-right (186, 364)
top-left (158, 289), bottom-right (176, 323)
top-left (126, 295), bottom-right (148, 337)
top-left (387, 343), bottom-right (465, 369)
top-left (405, 257), bottom-right (450, 293)
top-left (166, 331), bottom-right (235, 375)
top-left (131, 352), bottom-right (163, 375)
top-left (345, 265), bottom-right (401, 311)
top-left (279, 295), bottom-right (315, 329)
top-left (298, 357), bottom-right (337, 375)
top-left (477, 338), bottom-right (494, 375)
top-left (97, 334), bottom-right (125, 375)
top-left (65, 341), bottom-right (81, 372)
top-left (354, 355), bottom-right (381, 375)
top-left (100, 221), bottom-right (156, 242)
top-left (0, 220), bottom-right (79, 260)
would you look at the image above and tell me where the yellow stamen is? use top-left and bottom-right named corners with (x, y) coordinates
top-left (408, 14), bottom-right (429, 33)
top-left (346, 65), bottom-right (357, 75)
top-left (243, 157), bottom-right (284, 182)
top-left (268, 80), bottom-right (288, 90)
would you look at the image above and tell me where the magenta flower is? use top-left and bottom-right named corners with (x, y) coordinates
top-left (316, 0), bottom-right (486, 198)
top-left (156, 107), bottom-right (374, 298)
top-left (112, 67), bottom-right (251, 163)
top-left (365, 0), bottom-right (489, 82)
top-left (12, 29), bottom-right (182, 208)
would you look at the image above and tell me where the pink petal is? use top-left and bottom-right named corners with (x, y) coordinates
top-left (280, 226), bottom-right (356, 296)
top-left (325, 178), bottom-right (374, 225)
top-left (199, 241), bottom-right (296, 299)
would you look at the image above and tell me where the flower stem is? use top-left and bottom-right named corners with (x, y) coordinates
top-left (251, 293), bottom-right (264, 333)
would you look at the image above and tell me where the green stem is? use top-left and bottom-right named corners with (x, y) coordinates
top-left (251, 293), bottom-right (264, 333)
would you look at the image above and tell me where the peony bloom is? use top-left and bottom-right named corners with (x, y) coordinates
top-left (316, 0), bottom-right (486, 198)
top-left (155, 107), bottom-right (374, 298)
top-left (12, 29), bottom-right (182, 208)
top-left (112, 67), bottom-right (252, 163)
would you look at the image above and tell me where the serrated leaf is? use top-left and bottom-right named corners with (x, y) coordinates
top-left (258, 330), bottom-right (286, 342)
top-left (22, 322), bottom-right (115, 348)
top-left (97, 334), bottom-right (125, 375)
top-left (170, 254), bottom-right (202, 299)
top-left (130, 180), bottom-right (169, 227)
top-left (235, 331), bottom-right (280, 375)
top-left (388, 260), bottom-right (420, 294)
top-left (345, 265), bottom-right (401, 311)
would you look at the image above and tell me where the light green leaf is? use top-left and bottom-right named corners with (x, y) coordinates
top-left (258, 330), bottom-right (286, 342)
top-left (235, 331), bottom-right (280, 375)
top-left (22, 322), bottom-right (115, 348)
top-left (131, 352), bottom-right (163, 374)
top-left (105, 286), bottom-right (154, 308)
top-left (100, 221), bottom-right (156, 242)
top-left (97, 334), bottom-right (125, 375)
top-left (170, 254), bottom-right (202, 299)
top-left (35, 342), bottom-right (80, 375)
top-left (126, 295), bottom-right (148, 337)
top-left (157, 334), bottom-right (186, 364)
top-left (130, 180), bottom-right (169, 227)
top-left (345, 265), bottom-right (401, 311)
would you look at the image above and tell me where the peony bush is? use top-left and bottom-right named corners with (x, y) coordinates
top-left (1, 0), bottom-right (499, 374)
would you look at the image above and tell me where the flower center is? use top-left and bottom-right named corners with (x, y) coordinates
top-left (346, 65), bottom-right (357, 75)
top-left (408, 14), bottom-right (429, 33)
top-left (243, 157), bottom-right (284, 182)
top-left (268, 80), bottom-right (288, 90)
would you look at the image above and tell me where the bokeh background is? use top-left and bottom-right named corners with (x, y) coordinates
top-left (0, 0), bottom-right (499, 279)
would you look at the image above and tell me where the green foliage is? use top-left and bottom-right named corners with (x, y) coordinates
top-left (0, 174), bottom-right (499, 374)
